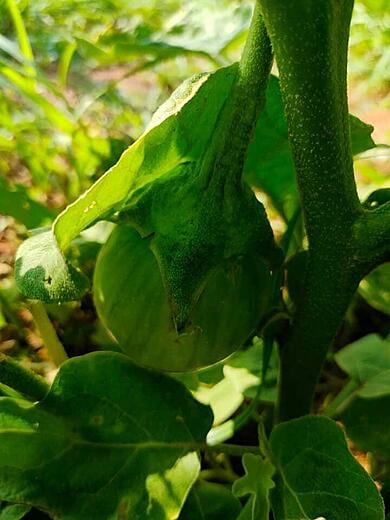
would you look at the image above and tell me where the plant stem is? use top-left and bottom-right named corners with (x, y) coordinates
top-left (30, 301), bottom-right (68, 367)
top-left (201, 0), bottom-right (273, 188)
top-left (200, 468), bottom-right (238, 482)
top-left (323, 379), bottom-right (359, 418)
top-left (260, 0), bottom-right (367, 421)
top-left (5, 0), bottom-right (36, 81)
top-left (206, 443), bottom-right (260, 456)
top-left (0, 354), bottom-right (49, 400)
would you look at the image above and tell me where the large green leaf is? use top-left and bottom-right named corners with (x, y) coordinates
top-left (244, 77), bottom-right (377, 220)
top-left (15, 65), bottom-right (237, 302)
top-left (333, 335), bottom-right (390, 460)
top-left (0, 352), bottom-right (213, 519)
top-left (270, 416), bottom-right (384, 520)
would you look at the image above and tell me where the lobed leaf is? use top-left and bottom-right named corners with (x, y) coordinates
top-left (233, 453), bottom-right (275, 520)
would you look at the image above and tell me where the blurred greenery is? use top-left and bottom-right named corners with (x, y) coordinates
top-left (0, 0), bottom-right (387, 216)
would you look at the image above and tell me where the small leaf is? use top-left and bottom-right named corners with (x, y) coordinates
top-left (0, 351), bottom-right (213, 519)
top-left (335, 334), bottom-right (390, 385)
top-left (359, 264), bottom-right (390, 316)
top-left (15, 230), bottom-right (89, 303)
top-left (270, 416), bottom-right (384, 520)
top-left (349, 115), bottom-right (376, 155)
top-left (233, 454), bottom-right (275, 520)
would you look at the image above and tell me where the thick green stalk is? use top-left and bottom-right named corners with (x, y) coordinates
top-left (260, 0), bottom-right (365, 420)
top-left (201, 0), bottom-right (273, 188)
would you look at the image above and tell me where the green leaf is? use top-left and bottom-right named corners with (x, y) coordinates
top-left (244, 77), bottom-right (377, 219)
top-left (333, 335), bottom-right (390, 460)
top-left (0, 351), bottom-right (213, 519)
top-left (0, 34), bottom-right (25, 63)
top-left (359, 264), bottom-right (390, 316)
top-left (270, 416), bottom-right (384, 520)
top-left (15, 66), bottom-right (237, 303)
top-left (0, 503), bottom-right (30, 520)
top-left (180, 481), bottom-right (242, 520)
top-left (244, 76), bottom-right (297, 220)
top-left (342, 397), bottom-right (390, 459)
top-left (185, 339), bottom-right (278, 446)
top-left (0, 178), bottom-right (53, 228)
top-left (349, 115), bottom-right (376, 155)
top-left (15, 230), bottom-right (89, 303)
top-left (53, 65), bottom-right (236, 249)
top-left (335, 334), bottom-right (390, 385)
top-left (233, 454), bottom-right (275, 520)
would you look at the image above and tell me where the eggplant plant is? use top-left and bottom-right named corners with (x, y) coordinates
top-left (1, 0), bottom-right (389, 518)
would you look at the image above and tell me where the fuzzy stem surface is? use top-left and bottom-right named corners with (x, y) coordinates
top-left (260, 0), bottom-right (364, 420)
